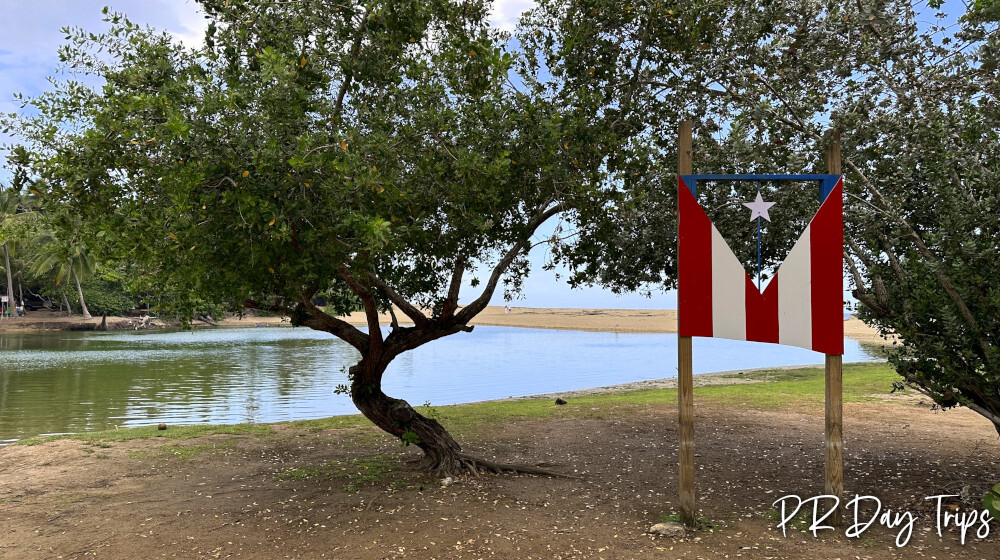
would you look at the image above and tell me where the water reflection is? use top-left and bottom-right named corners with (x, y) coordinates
top-left (0, 326), bottom-right (880, 442)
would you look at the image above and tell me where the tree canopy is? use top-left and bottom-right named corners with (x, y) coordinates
top-left (526, 0), bottom-right (999, 435)
top-left (4, 0), bottom-right (611, 475)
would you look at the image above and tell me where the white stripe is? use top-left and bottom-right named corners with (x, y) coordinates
top-left (778, 225), bottom-right (812, 349)
top-left (711, 225), bottom-right (746, 341)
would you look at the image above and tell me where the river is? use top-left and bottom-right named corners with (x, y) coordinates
top-left (0, 326), bottom-right (881, 442)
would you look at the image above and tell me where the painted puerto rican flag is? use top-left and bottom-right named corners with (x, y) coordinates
top-left (678, 176), bottom-right (844, 355)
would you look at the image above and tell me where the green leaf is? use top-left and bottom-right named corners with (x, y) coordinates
top-left (985, 484), bottom-right (1000, 520)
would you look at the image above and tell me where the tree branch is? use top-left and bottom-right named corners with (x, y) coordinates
top-left (244, 297), bottom-right (291, 314)
top-left (295, 293), bottom-right (369, 353)
top-left (843, 249), bottom-right (868, 295)
top-left (949, 164), bottom-right (978, 206)
top-left (366, 273), bottom-right (428, 328)
top-left (456, 202), bottom-right (568, 323)
top-left (701, 85), bottom-right (817, 140)
top-left (332, 8), bottom-right (370, 122)
top-left (440, 258), bottom-right (465, 319)
top-left (340, 267), bottom-right (384, 356)
top-left (839, 157), bottom-right (993, 366)
top-left (964, 401), bottom-right (1000, 436)
top-left (876, 234), bottom-right (906, 282)
top-left (383, 321), bottom-right (472, 363)
top-left (899, 367), bottom-right (1000, 436)
top-left (387, 305), bottom-right (399, 330)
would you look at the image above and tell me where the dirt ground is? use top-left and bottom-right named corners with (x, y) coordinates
top-left (2, 393), bottom-right (997, 560)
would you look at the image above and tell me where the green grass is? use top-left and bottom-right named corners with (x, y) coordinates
top-left (692, 362), bottom-right (903, 410)
top-left (14, 363), bottom-right (903, 446)
top-left (125, 441), bottom-right (233, 461)
top-left (156, 442), bottom-right (232, 461)
top-left (284, 416), bottom-right (370, 431)
top-left (278, 455), bottom-right (413, 492)
top-left (16, 423), bottom-right (273, 446)
top-left (429, 362), bottom-right (902, 433)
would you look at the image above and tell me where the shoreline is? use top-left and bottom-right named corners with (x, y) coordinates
top-left (1, 305), bottom-right (895, 345)
top-left (2, 363), bottom-right (864, 446)
top-left (471, 362), bottom-right (892, 407)
top-left (511, 364), bottom-right (826, 400)
top-left (1, 305), bottom-right (893, 445)
top-left (4, 364), bottom-right (866, 446)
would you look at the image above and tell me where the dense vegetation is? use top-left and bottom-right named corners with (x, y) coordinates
top-left (0, 189), bottom-right (141, 318)
top-left (525, 0), bottom-right (1000, 436)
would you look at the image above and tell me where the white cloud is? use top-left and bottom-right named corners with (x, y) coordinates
top-left (0, 1), bottom-right (205, 184)
top-left (163, 0), bottom-right (210, 48)
top-left (490, 0), bottom-right (537, 31)
top-left (0, 1), bottom-right (206, 95)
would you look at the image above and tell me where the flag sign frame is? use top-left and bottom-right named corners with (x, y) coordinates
top-left (677, 174), bottom-right (844, 354)
top-left (673, 121), bottom-right (845, 528)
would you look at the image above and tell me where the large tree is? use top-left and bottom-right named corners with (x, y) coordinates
top-left (4, 0), bottom-right (621, 475)
top-left (526, 0), bottom-right (1000, 435)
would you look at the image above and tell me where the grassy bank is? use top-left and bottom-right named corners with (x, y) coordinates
top-left (16, 362), bottom-right (903, 446)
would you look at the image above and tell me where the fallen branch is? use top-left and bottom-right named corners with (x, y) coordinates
top-left (196, 314), bottom-right (218, 326)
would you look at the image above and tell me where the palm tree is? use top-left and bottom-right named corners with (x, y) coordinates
top-left (30, 232), bottom-right (96, 319)
top-left (0, 190), bottom-right (26, 315)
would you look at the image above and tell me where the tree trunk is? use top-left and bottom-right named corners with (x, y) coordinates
top-left (349, 360), bottom-right (466, 477)
top-left (3, 242), bottom-right (13, 317)
top-left (347, 357), bottom-right (564, 478)
top-left (62, 290), bottom-right (72, 316)
top-left (72, 268), bottom-right (91, 320)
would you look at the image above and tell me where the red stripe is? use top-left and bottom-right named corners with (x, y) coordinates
top-left (810, 180), bottom-right (844, 354)
top-left (745, 275), bottom-right (779, 344)
top-left (678, 179), bottom-right (713, 337)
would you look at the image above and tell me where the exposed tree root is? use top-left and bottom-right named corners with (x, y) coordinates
top-left (420, 452), bottom-right (580, 479)
top-left (351, 382), bottom-right (582, 479)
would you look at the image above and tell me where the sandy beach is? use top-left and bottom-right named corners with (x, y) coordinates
top-left (214, 305), bottom-right (680, 332)
top-left (2, 305), bottom-right (893, 346)
top-left (217, 305), bottom-right (892, 345)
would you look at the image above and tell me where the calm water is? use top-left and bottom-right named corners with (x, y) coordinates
top-left (0, 326), bottom-right (880, 442)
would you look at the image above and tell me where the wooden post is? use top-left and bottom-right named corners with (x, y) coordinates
top-left (825, 130), bottom-right (844, 526)
top-left (824, 354), bottom-right (843, 525)
top-left (677, 120), bottom-right (696, 526)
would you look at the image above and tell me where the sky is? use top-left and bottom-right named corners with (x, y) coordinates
top-left (0, 1), bottom-right (969, 310)
top-left (0, 0), bottom-right (668, 310)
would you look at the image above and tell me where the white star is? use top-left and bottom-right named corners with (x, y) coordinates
top-left (743, 191), bottom-right (775, 222)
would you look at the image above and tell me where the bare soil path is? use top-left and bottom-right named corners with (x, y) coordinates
top-left (2, 395), bottom-right (996, 559)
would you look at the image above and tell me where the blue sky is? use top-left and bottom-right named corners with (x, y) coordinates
top-left (0, 0), bottom-right (666, 309)
top-left (0, 1), bottom-right (968, 310)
